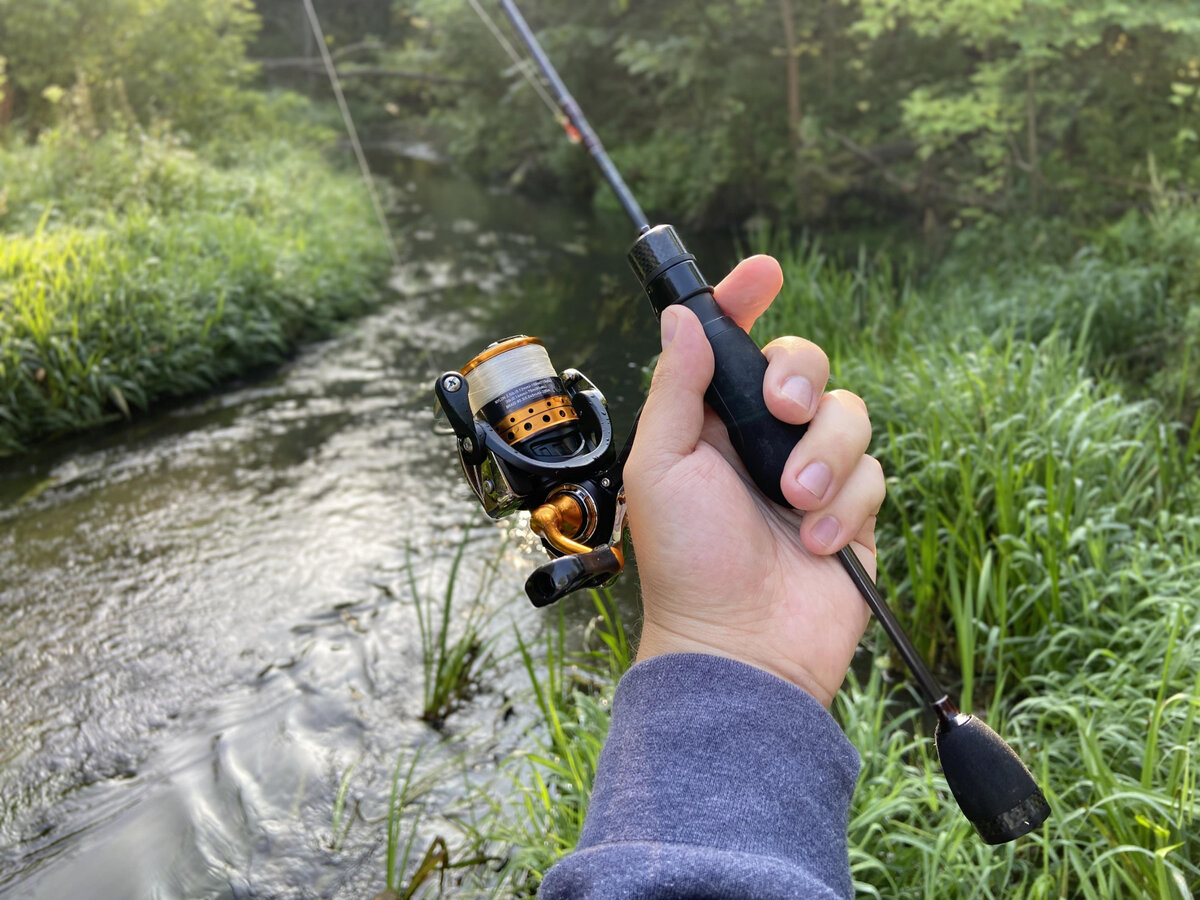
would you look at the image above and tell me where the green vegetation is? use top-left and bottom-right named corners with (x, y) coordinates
top-left (390, 0), bottom-right (1200, 228)
top-left (464, 592), bottom-right (628, 894)
top-left (0, 1), bottom-right (392, 455)
top-left (404, 534), bottom-right (500, 730)
top-left (0, 127), bottom-right (390, 453)
top-left (754, 207), bottom-right (1199, 896)
top-left (0, 0), bottom-right (260, 138)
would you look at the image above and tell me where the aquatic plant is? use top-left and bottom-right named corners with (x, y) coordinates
top-left (405, 532), bottom-right (503, 730)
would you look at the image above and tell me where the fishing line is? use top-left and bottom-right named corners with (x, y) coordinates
top-left (301, 0), bottom-right (401, 269)
top-left (462, 341), bottom-right (557, 415)
top-left (464, 0), bottom-right (566, 131)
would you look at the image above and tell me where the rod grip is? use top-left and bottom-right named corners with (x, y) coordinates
top-left (629, 226), bottom-right (806, 506)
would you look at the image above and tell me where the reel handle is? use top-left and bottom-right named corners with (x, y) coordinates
top-left (629, 225), bottom-right (804, 506)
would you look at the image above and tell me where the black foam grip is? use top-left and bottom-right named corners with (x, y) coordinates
top-left (681, 292), bottom-right (807, 507)
top-left (936, 714), bottom-right (1051, 843)
top-left (629, 226), bottom-right (808, 507)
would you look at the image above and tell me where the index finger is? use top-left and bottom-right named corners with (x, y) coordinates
top-left (712, 255), bottom-right (784, 333)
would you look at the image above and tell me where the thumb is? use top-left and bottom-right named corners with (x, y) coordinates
top-left (633, 305), bottom-right (714, 477)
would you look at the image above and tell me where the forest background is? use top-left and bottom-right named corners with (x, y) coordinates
top-left (2, 0), bottom-right (1199, 897)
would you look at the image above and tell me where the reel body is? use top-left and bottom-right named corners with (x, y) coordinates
top-left (434, 336), bottom-right (627, 607)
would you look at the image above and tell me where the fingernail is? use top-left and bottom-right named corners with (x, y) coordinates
top-left (797, 461), bottom-right (831, 500)
top-left (781, 376), bottom-right (813, 412)
top-left (812, 516), bottom-right (840, 549)
top-left (660, 308), bottom-right (679, 350)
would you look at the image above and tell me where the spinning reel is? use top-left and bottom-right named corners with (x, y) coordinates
top-left (433, 336), bottom-right (631, 607)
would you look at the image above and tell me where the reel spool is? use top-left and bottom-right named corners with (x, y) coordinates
top-left (434, 336), bottom-right (628, 607)
top-left (460, 337), bottom-right (584, 458)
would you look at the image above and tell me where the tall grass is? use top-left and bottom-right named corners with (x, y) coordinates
top-left (404, 532), bottom-right (503, 730)
top-left (0, 123), bottom-right (392, 453)
top-left (460, 591), bottom-right (629, 895)
top-left (756, 220), bottom-right (1200, 898)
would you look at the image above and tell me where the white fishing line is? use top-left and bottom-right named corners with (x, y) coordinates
top-left (466, 0), bottom-right (565, 124)
top-left (466, 342), bottom-right (556, 414)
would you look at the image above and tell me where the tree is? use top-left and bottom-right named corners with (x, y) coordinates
top-left (851, 0), bottom-right (1200, 220)
top-left (385, 0), bottom-right (1200, 229)
top-left (0, 0), bottom-right (261, 138)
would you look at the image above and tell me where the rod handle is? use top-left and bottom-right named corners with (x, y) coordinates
top-left (629, 225), bottom-right (804, 505)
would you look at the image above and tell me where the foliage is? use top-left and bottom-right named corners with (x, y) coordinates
top-left (754, 222), bottom-right (1200, 895)
top-left (755, 197), bottom-right (1200, 422)
top-left (0, 124), bottom-right (392, 453)
top-left (388, 0), bottom-right (1200, 228)
top-left (856, 0), bottom-right (1200, 218)
top-left (0, 0), bottom-right (261, 139)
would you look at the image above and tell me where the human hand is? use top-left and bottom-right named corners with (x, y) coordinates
top-left (624, 255), bottom-right (884, 708)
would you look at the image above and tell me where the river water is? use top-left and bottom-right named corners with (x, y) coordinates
top-left (0, 159), bottom-right (736, 898)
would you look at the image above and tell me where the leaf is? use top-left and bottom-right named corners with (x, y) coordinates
top-left (109, 383), bottom-right (131, 419)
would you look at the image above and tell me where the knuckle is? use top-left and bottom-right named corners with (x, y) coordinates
top-left (866, 454), bottom-right (885, 481)
top-left (827, 388), bottom-right (868, 416)
top-left (865, 458), bottom-right (887, 507)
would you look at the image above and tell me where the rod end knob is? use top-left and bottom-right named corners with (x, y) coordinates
top-left (935, 713), bottom-right (1051, 844)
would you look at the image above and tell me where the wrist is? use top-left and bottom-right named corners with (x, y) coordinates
top-left (635, 619), bottom-right (836, 708)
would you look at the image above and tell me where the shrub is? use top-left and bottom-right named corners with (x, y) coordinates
top-left (0, 127), bottom-right (392, 453)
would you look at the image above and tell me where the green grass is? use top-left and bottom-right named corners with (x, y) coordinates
top-left (458, 591), bottom-right (629, 896)
top-left (404, 532), bottom-right (502, 730)
top-left (0, 121), bottom-right (393, 453)
top-left (752, 218), bottom-right (1200, 898)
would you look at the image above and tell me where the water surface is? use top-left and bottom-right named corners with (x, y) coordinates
top-left (0, 160), bottom-right (736, 897)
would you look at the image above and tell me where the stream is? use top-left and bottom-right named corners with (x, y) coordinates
top-left (0, 156), bottom-right (738, 898)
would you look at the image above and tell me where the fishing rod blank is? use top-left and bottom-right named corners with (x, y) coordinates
top-left (480, 0), bottom-right (1050, 844)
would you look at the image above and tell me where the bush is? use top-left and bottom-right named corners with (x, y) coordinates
top-left (0, 125), bottom-right (392, 453)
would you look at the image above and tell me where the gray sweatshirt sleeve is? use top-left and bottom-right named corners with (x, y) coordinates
top-left (538, 653), bottom-right (860, 899)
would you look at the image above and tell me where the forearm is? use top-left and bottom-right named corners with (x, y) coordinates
top-left (539, 653), bottom-right (860, 899)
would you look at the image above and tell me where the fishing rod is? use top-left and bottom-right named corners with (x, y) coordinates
top-left (435, 0), bottom-right (1050, 845)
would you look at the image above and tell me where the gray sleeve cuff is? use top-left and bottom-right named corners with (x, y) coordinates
top-left (540, 653), bottom-right (861, 899)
